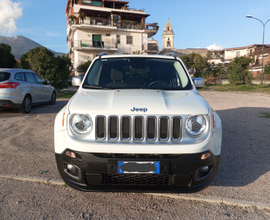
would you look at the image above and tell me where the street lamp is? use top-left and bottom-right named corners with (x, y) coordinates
top-left (246, 15), bottom-right (270, 85)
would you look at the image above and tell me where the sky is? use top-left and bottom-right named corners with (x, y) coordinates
top-left (0, 0), bottom-right (270, 54)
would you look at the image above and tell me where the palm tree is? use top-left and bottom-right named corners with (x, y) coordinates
top-left (69, 15), bottom-right (77, 24)
top-left (79, 13), bottom-right (86, 24)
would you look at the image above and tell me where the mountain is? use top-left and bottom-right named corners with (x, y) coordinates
top-left (0, 35), bottom-right (65, 60)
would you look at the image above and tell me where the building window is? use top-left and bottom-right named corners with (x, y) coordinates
top-left (117, 35), bottom-right (120, 44)
top-left (93, 34), bottom-right (103, 48)
top-left (126, 36), bottom-right (133, 44)
top-left (82, 0), bottom-right (92, 5)
top-left (82, 0), bottom-right (101, 6)
top-left (236, 51), bottom-right (240, 57)
top-left (106, 33), bottom-right (111, 36)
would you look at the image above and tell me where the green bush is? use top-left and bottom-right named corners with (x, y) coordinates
top-left (227, 56), bottom-right (253, 87)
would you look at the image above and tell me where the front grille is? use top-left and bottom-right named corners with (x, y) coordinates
top-left (106, 174), bottom-right (171, 186)
top-left (96, 115), bottom-right (182, 142)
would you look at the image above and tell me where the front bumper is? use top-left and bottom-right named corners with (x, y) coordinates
top-left (55, 150), bottom-right (220, 193)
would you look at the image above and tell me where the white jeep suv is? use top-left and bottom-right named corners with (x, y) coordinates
top-left (54, 54), bottom-right (222, 193)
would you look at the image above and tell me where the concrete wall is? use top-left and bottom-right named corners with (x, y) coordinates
top-left (224, 48), bottom-right (248, 60)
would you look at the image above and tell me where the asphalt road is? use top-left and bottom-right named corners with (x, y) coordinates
top-left (0, 91), bottom-right (270, 219)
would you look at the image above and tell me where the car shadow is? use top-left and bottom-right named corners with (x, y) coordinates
top-left (212, 107), bottom-right (270, 187)
top-left (0, 100), bottom-right (69, 116)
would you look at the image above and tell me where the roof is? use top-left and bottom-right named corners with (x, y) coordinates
top-left (164, 18), bottom-right (173, 29)
top-left (224, 44), bottom-right (270, 51)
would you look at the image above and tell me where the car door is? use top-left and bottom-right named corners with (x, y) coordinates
top-left (34, 74), bottom-right (52, 102)
top-left (25, 72), bottom-right (42, 103)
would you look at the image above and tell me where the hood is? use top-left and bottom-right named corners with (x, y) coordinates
top-left (68, 89), bottom-right (209, 115)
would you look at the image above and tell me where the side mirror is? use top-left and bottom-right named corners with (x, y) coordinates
top-left (72, 76), bottom-right (82, 87)
top-left (192, 78), bottom-right (205, 89)
top-left (43, 80), bottom-right (49, 85)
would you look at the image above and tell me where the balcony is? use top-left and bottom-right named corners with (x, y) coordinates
top-left (145, 23), bottom-right (159, 38)
top-left (70, 16), bottom-right (158, 37)
top-left (143, 43), bottom-right (159, 54)
top-left (72, 40), bottom-right (117, 51)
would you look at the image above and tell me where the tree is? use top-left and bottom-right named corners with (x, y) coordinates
top-left (227, 56), bottom-right (253, 87)
top-left (0, 43), bottom-right (17, 68)
top-left (79, 13), bottom-right (86, 24)
top-left (77, 60), bottom-right (92, 73)
top-left (215, 63), bottom-right (227, 83)
top-left (264, 63), bottom-right (270, 75)
top-left (69, 15), bottom-right (77, 24)
top-left (21, 47), bottom-right (71, 91)
top-left (179, 53), bottom-right (209, 77)
top-left (20, 47), bottom-right (55, 76)
top-left (49, 55), bottom-right (72, 91)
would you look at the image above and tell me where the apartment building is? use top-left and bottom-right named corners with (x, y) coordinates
top-left (65, 0), bottom-right (159, 72)
top-left (222, 44), bottom-right (270, 77)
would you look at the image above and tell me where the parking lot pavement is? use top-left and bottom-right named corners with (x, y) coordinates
top-left (0, 91), bottom-right (270, 218)
top-left (1, 177), bottom-right (269, 220)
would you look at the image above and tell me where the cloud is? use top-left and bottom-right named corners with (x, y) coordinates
top-left (206, 44), bottom-right (224, 50)
top-left (0, 0), bottom-right (23, 35)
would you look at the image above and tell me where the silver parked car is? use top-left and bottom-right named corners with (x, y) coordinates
top-left (0, 68), bottom-right (56, 113)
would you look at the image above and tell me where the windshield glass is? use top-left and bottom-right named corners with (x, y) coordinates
top-left (83, 57), bottom-right (192, 90)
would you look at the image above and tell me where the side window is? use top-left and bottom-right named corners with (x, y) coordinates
top-left (35, 74), bottom-right (44, 84)
top-left (25, 72), bottom-right (37, 83)
top-left (14, 72), bottom-right (25, 81)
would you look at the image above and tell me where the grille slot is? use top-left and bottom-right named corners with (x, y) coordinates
top-left (96, 116), bottom-right (106, 139)
top-left (134, 117), bottom-right (144, 140)
top-left (109, 116), bottom-right (118, 140)
top-left (121, 117), bottom-right (131, 140)
top-left (147, 117), bottom-right (157, 140)
top-left (159, 117), bottom-right (169, 140)
top-left (106, 174), bottom-right (171, 186)
top-left (172, 117), bottom-right (182, 141)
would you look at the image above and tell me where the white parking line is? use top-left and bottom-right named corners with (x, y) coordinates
top-left (1, 174), bottom-right (269, 211)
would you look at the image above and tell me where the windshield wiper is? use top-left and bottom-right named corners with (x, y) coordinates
top-left (83, 85), bottom-right (112, 90)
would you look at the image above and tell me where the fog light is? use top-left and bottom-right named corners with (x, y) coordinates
top-left (63, 162), bottom-right (81, 181)
top-left (65, 151), bottom-right (76, 158)
top-left (201, 153), bottom-right (211, 160)
top-left (67, 164), bottom-right (75, 171)
top-left (201, 166), bottom-right (209, 172)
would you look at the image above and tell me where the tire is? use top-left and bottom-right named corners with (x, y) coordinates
top-left (50, 91), bottom-right (56, 105)
top-left (20, 95), bottom-right (32, 114)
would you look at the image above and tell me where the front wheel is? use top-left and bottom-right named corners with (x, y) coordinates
top-left (20, 95), bottom-right (32, 114)
top-left (50, 91), bottom-right (56, 105)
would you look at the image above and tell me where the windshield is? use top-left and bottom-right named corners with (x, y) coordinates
top-left (82, 57), bottom-right (192, 90)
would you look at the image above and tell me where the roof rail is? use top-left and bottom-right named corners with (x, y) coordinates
top-left (164, 52), bottom-right (177, 59)
top-left (99, 52), bottom-right (110, 58)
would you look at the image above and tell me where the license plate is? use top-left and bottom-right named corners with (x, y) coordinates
top-left (118, 161), bottom-right (160, 174)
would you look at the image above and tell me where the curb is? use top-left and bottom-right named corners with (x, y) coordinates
top-left (148, 193), bottom-right (270, 211)
top-left (1, 175), bottom-right (269, 211)
top-left (0, 174), bottom-right (64, 186)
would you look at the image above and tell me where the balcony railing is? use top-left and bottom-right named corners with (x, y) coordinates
top-left (73, 18), bottom-right (159, 32)
top-left (72, 40), bottom-right (116, 49)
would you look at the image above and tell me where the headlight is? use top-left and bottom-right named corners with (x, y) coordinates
top-left (70, 114), bottom-right (92, 135)
top-left (185, 115), bottom-right (207, 136)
